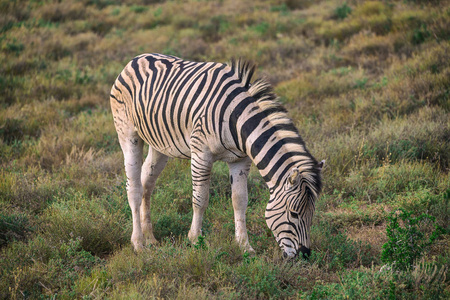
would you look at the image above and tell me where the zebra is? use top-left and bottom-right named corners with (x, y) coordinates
top-left (110, 53), bottom-right (324, 258)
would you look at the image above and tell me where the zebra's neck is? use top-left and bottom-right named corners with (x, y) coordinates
top-left (230, 97), bottom-right (316, 190)
top-left (248, 124), bottom-right (315, 190)
top-left (221, 62), bottom-right (317, 191)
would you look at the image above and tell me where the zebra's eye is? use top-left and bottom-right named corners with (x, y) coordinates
top-left (290, 211), bottom-right (299, 219)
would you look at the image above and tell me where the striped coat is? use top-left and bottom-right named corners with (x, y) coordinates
top-left (110, 54), bottom-right (323, 258)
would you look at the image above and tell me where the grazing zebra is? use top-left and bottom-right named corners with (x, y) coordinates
top-left (110, 53), bottom-right (324, 258)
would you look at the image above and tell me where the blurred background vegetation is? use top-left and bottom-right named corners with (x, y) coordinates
top-left (0, 0), bottom-right (449, 298)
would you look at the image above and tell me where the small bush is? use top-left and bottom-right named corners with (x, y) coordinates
top-left (334, 3), bottom-right (352, 20)
top-left (129, 5), bottom-right (147, 14)
top-left (381, 209), bottom-right (445, 271)
top-left (411, 24), bottom-right (431, 45)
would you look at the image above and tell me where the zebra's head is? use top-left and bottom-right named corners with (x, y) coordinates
top-left (265, 160), bottom-right (324, 259)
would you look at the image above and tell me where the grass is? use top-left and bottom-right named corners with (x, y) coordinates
top-left (1, 0), bottom-right (449, 298)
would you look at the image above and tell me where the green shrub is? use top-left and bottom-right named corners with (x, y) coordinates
top-left (335, 3), bottom-right (352, 20)
top-left (411, 24), bottom-right (431, 45)
top-left (381, 209), bottom-right (445, 271)
top-left (129, 5), bottom-right (147, 14)
top-left (194, 235), bottom-right (207, 250)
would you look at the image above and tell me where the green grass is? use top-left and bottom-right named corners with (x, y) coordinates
top-left (1, 0), bottom-right (449, 298)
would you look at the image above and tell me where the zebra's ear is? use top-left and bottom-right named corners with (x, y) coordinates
top-left (317, 160), bottom-right (325, 171)
top-left (288, 167), bottom-right (301, 185)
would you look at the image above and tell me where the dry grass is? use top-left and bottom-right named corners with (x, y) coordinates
top-left (0, 0), bottom-right (449, 298)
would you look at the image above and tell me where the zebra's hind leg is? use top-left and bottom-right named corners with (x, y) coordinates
top-left (229, 158), bottom-right (255, 254)
top-left (116, 128), bottom-right (145, 252)
top-left (187, 151), bottom-right (213, 245)
top-left (140, 148), bottom-right (168, 246)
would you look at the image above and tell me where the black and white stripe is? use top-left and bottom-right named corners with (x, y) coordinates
top-left (110, 54), bottom-right (323, 257)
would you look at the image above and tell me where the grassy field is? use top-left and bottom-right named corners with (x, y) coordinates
top-left (1, 0), bottom-right (449, 298)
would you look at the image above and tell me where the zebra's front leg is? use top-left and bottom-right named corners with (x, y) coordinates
top-left (140, 148), bottom-right (168, 247)
top-left (188, 152), bottom-right (213, 244)
top-left (229, 158), bottom-right (255, 253)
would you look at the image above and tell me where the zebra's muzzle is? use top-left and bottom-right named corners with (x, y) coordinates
top-left (282, 246), bottom-right (311, 260)
top-left (299, 245), bottom-right (311, 259)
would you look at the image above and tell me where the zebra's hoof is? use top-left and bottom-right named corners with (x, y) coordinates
top-left (146, 237), bottom-right (160, 247)
top-left (243, 246), bottom-right (256, 256)
top-left (132, 243), bottom-right (145, 253)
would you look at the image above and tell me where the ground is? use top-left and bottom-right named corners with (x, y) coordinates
top-left (0, 0), bottom-right (449, 299)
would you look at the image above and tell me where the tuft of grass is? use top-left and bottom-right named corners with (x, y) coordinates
top-left (307, 262), bottom-right (448, 299)
top-left (0, 235), bottom-right (105, 299)
top-left (153, 212), bottom-right (192, 241)
top-left (40, 190), bottom-right (131, 256)
top-left (0, 212), bottom-right (31, 248)
top-left (311, 222), bottom-right (374, 270)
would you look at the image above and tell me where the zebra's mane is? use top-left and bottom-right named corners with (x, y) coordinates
top-left (229, 59), bottom-right (292, 129)
top-left (229, 59), bottom-right (321, 186)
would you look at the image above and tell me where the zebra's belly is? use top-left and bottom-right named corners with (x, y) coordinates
top-left (154, 141), bottom-right (191, 159)
top-left (144, 134), bottom-right (245, 163)
top-left (154, 143), bottom-right (191, 159)
top-left (139, 131), bottom-right (192, 159)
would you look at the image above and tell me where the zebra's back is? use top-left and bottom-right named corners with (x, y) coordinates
top-left (111, 53), bottom-right (243, 160)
